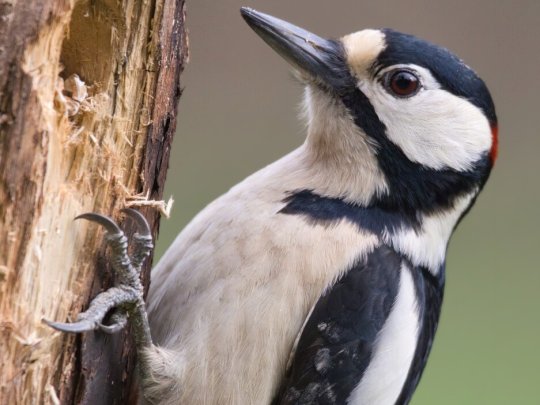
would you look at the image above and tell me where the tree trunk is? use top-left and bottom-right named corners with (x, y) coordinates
top-left (0, 0), bottom-right (188, 403)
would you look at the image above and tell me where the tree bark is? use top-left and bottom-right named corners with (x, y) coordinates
top-left (0, 0), bottom-right (188, 403)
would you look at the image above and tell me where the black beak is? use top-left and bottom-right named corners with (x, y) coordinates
top-left (240, 8), bottom-right (349, 92)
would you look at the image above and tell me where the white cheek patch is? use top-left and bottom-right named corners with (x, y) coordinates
top-left (360, 67), bottom-right (492, 171)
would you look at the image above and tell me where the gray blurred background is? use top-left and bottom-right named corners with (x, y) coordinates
top-left (155, 1), bottom-right (540, 403)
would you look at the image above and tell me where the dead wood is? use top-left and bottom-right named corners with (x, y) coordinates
top-left (0, 0), bottom-right (188, 403)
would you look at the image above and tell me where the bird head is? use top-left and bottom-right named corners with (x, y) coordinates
top-left (241, 8), bottom-right (497, 214)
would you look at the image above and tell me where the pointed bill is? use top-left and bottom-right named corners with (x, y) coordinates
top-left (241, 8), bottom-right (348, 91)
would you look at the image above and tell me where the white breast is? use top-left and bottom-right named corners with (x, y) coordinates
top-left (145, 147), bottom-right (380, 404)
top-left (347, 263), bottom-right (419, 405)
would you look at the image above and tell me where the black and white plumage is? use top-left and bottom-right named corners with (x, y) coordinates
top-left (141, 9), bottom-right (497, 404)
top-left (47, 7), bottom-right (497, 405)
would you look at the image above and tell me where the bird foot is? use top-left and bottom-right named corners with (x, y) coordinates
top-left (43, 209), bottom-right (153, 347)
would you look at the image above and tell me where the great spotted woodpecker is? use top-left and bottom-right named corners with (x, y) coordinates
top-left (46, 8), bottom-right (497, 405)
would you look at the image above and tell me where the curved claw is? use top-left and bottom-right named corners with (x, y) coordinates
top-left (122, 208), bottom-right (151, 236)
top-left (75, 212), bottom-right (123, 235)
top-left (99, 312), bottom-right (128, 334)
top-left (43, 318), bottom-right (97, 333)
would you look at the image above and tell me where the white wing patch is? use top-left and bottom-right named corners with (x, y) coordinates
top-left (347, 263), bottom-right (419, 405)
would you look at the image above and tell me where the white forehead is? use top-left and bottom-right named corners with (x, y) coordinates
top-left (341, 29), bottom-right (386, 77)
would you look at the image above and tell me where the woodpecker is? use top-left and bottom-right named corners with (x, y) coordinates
top-left (46, 8), bottom-right (497, 405)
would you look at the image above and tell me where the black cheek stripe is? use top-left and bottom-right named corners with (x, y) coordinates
top-left (326, 37), bottom-right (493, 214)
top-left (338, 87), bottom-right (492, 214)
top-left (279, 189), bottom-right (421, 235)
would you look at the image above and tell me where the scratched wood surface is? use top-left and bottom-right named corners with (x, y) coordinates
top-left (0, 0), bottom-right (187, 403)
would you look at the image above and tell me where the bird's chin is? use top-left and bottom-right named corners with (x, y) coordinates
top-left (301, 84), bottom-right (354, 140)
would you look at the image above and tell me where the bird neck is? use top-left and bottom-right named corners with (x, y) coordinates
top-left (302, 86), bottom-right (388, 206)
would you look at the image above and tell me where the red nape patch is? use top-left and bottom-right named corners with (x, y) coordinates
top-left (490, 125), bottom-right (499, 163)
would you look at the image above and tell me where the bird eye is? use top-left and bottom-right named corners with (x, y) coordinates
top-left (385, 69), bottom-right (421, 98)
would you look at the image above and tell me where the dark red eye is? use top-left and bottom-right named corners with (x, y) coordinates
top-left (386, 70), bottom-right (420, 97)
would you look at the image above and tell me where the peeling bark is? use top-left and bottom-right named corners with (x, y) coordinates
top-left (0, 0), bottom-right (188, 403)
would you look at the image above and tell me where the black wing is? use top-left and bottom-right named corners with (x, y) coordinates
top-left (273, 245), bottom-right (403, 405)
